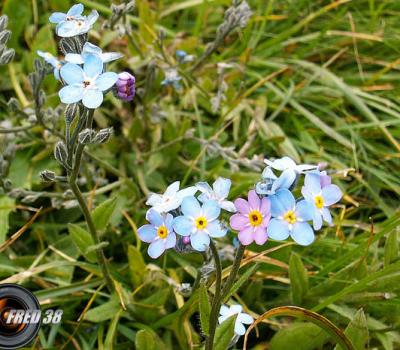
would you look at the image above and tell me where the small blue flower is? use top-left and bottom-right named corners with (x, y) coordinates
top-left (65, 42), bottom-right (123, 64)
top-left (175, 50), bottom-right (194, 64)
top-left (37, 51), bottom-right (63, 80)
top-left (196, 177), bottom-right (236, 212)
top-left (301, 172), bottom-right (342, 230)
top-left (173, 197), bottom-right (227, 252)
top-left (255, 167), bottom-right (294, 196)
top-left (267, 189), bottom-right (315, 246)
top-left (138, 209), bottom-right (176, 259)
top-left (49, 3), bottom-right (98, 38)
top-left (161, 68), bottom-right (182, 89)
top-left (59, 54), bottom-right (118, 109)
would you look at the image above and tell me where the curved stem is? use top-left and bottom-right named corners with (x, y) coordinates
top-left (205, 240), bottom-right (222, 350)
top-left (68, 109), bottom-right (114, 293)
top-left (221, 244), bottom-right (245, 299)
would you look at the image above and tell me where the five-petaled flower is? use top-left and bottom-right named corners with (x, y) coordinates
top-left (146, 181), bottom-right (197, 213)
top-left (268, 189), bottom-right (315, 246)
top-left (49, 3), bottom-right (98, 38)
top-left (37, 51), bottom-right (63, 80)
top-left (65, 42), bottom-right (123, 64)
top-left (218, 304), bottom-right (253, 336)
top-left (59, 54), bottom-right (118, 109)
top-left (301, 172), bottom-right (342, 230)
top-left (138, 209), bottom-right (176, 259)
top-left (230, 190), bottom-right (271, 245)
top-left (173, 196), bottom-right (227, 251)
top-left (196, 177), bottom-right (236, 213)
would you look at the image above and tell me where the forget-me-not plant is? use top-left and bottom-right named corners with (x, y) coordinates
top-left (65, 42), bottom-right (123, 64)
top-left (196, 177), bottom-right (236, 212)
top-left (37, 51), bottom-right (63, 80)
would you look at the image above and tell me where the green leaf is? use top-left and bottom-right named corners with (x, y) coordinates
top-left (84, 295), bottom-right (121, 323)
top-left (213, 315), bottom-right (236, 350)
top-left (270, 322), bottom-right (330, 350)
top-left (127, 245), bottom-right (146, 289)
top-left (289, 253), bottom-right (309, 305)
top-left (384, 229), bottom-right (398, 267)
top-left (334, 309), bottom-right (368, 350)
top-left (224, 264), bottom-right (258, 302)
top-left (104, 309), bottom-right (122, 350)
top-left (0, 196), bottom-right (14, 244)
top-left (68, 224), bottom-right (96, 263)
top-left (198, 283), bottom-right (211, 335)
top-left (92, 197), bottom-right (117, 232)
top-left (135, 329), bottom-right (165, 350)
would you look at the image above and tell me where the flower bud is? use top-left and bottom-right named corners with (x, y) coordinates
top-left (54, 141), bottom-right (68, 167)
top-left (40, 170), bottom-right (56, 183)
top-left (78, 128), bottom-right (95, 144)
top-left (115, 72), bottom-right (135, 101)
top-left (0, 16), bottom-right (9, 32)
top-left (0, 48), bottom-right (14, 65)
top-left (0, 30), bottom-right (11, 46)
top-left (93, 127), bottom-right (113, 144)
top-left (65, 103), bottom-right (78, 124)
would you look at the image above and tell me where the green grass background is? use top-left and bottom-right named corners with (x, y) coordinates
top-left (0, 0), bottom-right (399, 349)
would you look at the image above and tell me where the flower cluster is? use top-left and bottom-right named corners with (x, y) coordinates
top-left (138, 178), bottom-right (235, 258)
top-left (232, 156), bottom-right (342, 246)
top-left (38, 3), bottom-right (134, 109)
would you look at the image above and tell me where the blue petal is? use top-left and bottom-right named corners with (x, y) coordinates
top-left (181, 196), bottom-right (201, 217)
top-left (100, 52), bottom-right (123, 63)
top-left (67, 3), bottom-right (84, 16)
top-left (138, 224), bottom-right (157, 243)
top-left (60, 63), bottom-right (84, 85)
top-left (59, 85), bottom-right (83, 104)
top-left (165, 232), bottom-right (177, 249)
top-left (173, 216), bottom-right (193, 236)
top-left (312, 209), bottom-right (322, 230)
top-left (304, 173), bottom-right (322, 195)
top-left (83, 54), bottom-right (103, 78)
top-left (82, 89), bottom-right (103, 109)
top-left (56, 21), bottom-right (84, 37)
top-left (202, 200), bottom-right (220, 221)
top-left (190, 232), bottom-right (210, 251)
top-left (207, 220), bottom-right (227, 238)
top-left (213, 177), bottom-right (231, 199)
top-left (146, 209), bottom-right (163, 226)
top-left (65, 53), bottom-right (84, 64)
top-left (322, 185), bottom-right (342, 206)
top-left (49, 12), bottom-right (66, 24)
top-left (267, 218), bottom-right (290, 241)
top-left (87, 10), bottom-right (99, 25)
top-left (96, 72), bottom-right (118, 91)
top-left (148, 239), bottom-right (165, 259)
top-left (291, 222), bottom-right (315, 246)
top-left (83, 42), bottom-right (102, 54)
top-left (295, 200), bottom-right (314, 221)
top-left (321, 207), bottom-right (332, 224)
top-left (53, 68), bottom-right (60, 80)
top-left (272, 169), bottom-right (295, 191)
top-left (165, 213), bottom-right (174, 231)
top-left (270, 189), bottom-right (295, 217)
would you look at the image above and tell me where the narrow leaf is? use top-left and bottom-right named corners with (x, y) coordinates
top-left (92, 197), bottom-right (117, 232)
top-left (213, 315), bottom-right (237, 350)
top-left (384, 229), bottom-right (398, 267)
top-left (289, 253), bottom-right (309, 305)
top-left (127, 245), bottom-right (146, 288)
top-left (68, 223), bottom-right (96, 263)
top-left (224, 264), bottom-right (258, 302)
top-left (334, 309), bottom-right (368, 350)
top-left (199, 283), bottom-right (211, 335)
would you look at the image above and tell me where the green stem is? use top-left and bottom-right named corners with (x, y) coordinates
top-left (68, 109), bottom-right (114, 293)
top-left (205, 240), bottom-right (222, 350)
top-left (221, 244), bottom-right (245, 299)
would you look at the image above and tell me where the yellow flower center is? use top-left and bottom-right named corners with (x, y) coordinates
top-left (314, 195), bottom-right (324, 209)
top-left (157, 225), bottom-right (168, 239)
top-left (248, 210), bottom-right (262, 227)
top-left (195, 216), bottom-right (208, 230)
top-left (284, 210), bottom-right (297, 224)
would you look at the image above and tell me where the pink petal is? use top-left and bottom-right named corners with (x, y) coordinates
top-left (230, 214), bottom-right (249, 231)
top-left (238, 226), bottom-right (254, 245)
top-left (253, 227), bottom-right (268, 245)
top-left (260, 213), bottom-right (271, 228)
top-left (260, 197), bottom-right (270, 216)
top-left (248, 190), bottom-right (261, 210)
top-left (234, 198), bottom-right (251, 215)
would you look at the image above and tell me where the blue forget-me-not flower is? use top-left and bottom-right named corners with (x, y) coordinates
top-left (59, 54), bottom-right (118, 109)
top-left (173, 196), bottom-right (227, 252)
top-left (301, 172), bottom-right (342, 230)
top-left (138, 209), bottom-right (176, 259)
top-left (267, 189), bottom-right (315, 246)
top-left (49, 3), bottom-right (98, 38)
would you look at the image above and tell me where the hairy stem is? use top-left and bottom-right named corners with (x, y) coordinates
top-left (68, 109), bottom-right (114, 293)
top-left (205, 240), bottom-right (222, 350)
top-left (221, 244), bottom-right (245, 299)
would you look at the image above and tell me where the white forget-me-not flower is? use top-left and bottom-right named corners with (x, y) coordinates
top-left (37, 51), bottom-right (63, 80)
top-left (195, 177), bottom-right (236, 212)
top-left (59, 54), bottom-right (118, 109)
top-left (218, 304), bottom-right (253, 336)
